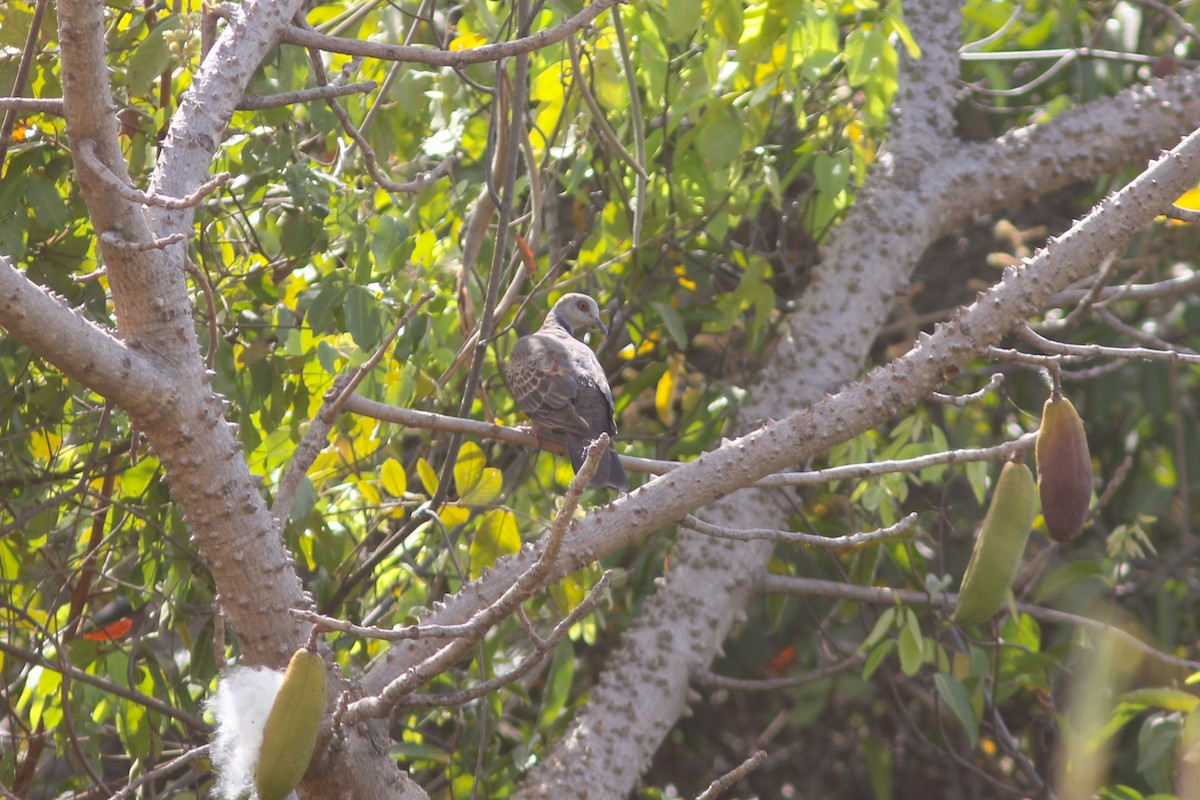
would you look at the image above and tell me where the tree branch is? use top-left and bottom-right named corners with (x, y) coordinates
top-left (680, 511), bottom-right (918, 547)
top-left (0, 257), bottom-right (170, 417)
top-left (244, 0), bottom-right (621, 67)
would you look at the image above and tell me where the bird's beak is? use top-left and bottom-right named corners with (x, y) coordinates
top-left (596, 317), bottom-right (608, 334)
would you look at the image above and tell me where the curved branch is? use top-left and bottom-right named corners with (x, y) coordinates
top-left (261, 0), bottom-right (620, 66)
top-left (0, 257), bottom-right (171, 417)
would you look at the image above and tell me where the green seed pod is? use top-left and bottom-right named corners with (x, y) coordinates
top-left (1036, 391), bottom-right (1093, 542)
top-left (952, 458), bottom-right (1036, 627)
top-left (255, 647), bottom-right (327, 800)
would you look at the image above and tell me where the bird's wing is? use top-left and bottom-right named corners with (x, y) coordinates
top-left (506, 332), bottom-right (591, 434)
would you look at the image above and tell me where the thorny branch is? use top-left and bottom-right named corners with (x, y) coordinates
top-left (341, 435), bottom-right (611, 724)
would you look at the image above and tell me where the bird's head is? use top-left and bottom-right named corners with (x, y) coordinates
top-left (551, 293), bottom-right (609, 336)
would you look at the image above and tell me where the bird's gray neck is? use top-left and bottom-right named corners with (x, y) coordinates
top-left (545, 311), bottom-right (574, 337)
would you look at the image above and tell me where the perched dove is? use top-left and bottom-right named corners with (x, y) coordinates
top-left (506, 293), bottom-right (628, 491)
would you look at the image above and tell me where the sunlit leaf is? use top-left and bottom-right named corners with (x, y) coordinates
top-left (469, 509), bottom-right (520, 578)
top-left (381, 457), bottom-right (407, 496)
top-left (417, 457), bottom-right (439, 495)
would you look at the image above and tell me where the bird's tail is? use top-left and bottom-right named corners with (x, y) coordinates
top-left (567, 435), bottom-right (628, 491)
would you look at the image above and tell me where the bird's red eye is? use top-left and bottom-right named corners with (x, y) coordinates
top-left (577, 301), bottom-right (588, 311)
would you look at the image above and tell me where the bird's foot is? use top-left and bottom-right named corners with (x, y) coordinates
top-left (516, 422), bottom-right (544, 449)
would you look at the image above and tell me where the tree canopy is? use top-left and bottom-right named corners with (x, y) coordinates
top-left (5, 0), bottom-right (1200, 798)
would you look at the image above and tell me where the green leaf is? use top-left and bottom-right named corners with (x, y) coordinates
top-left (125, 20), bottom-right (181, 97)
top-left (664, 0), bottom-right (701, 42)
top-left (695, 107), bottom-right (744, 170)
top-left (898, 609), bottom-right (923, 676)
top-left (650, 301), bottom-right (688, 350)
top-left (862, 640), bottom-right (895, 681)
top-left (934, 673), bottom-right (979, 749)
top-left (885, 12), bottom-right (921, 59)
top-left (25, 177), bottom-right (69, 233)
top-left (1121, 689), bottom-right (1200, 714)
top-left (844, 28), bottom-right (885, 86)
top-left (306, 280), bottom-right (346, 334)
top-left (537, 641), bottom-right (576, 731)
top-left (344, 285), bottom-right (382, 349)
top-left (705, 0), bottom-right (742, 41)
top-left (861, 735), bottom-right (894, 800)
top-left (1034, 559), bottom-right (1109, 602)
top-left (860, 607), bottom-right (895, 651)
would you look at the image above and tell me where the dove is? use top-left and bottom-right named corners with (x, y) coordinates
top-left (506, 293), bottom-right (628, 490)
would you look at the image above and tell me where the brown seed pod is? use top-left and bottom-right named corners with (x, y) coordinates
top-left (1035, 391), bottom-right (1094, 542)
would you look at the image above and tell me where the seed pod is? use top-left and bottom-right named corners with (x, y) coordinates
top-left (952, 458), bottom-right (1036, 627)
top-left (255, 647), bottom-right (327, 800)
top-left (1036, 390), bottom-right (1093, 542)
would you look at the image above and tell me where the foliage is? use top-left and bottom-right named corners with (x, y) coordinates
top-left (4, 0), bottom-right (1200, 797)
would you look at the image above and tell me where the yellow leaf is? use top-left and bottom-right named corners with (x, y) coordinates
top-left (532, 63), bottom-right (569, 104)
top-left (381, 457), bottom-right (407, 496)
top-left (454, 442), bottom-right (484, 491)
top-left (29, 430), bottom-right (61, 464)
top-left (440, 504), bottom-right (471, 528)
top-left (454, 443), bottom-right (503, 505)
top-left (461, 468), bottom-right (501, 505)
top-left (449, 31), bottom-right (486, 50)
top-left (411, 230), bottom-right (438, 267)
top-left (550, 570), bottom-right (587, 614)
top-left (1175, 187), bottom-right (1200, 211)
top-left (417, 457), bottom-right (439, 495)
top-left (469, 509), bottom-right (520, 578)
top-left (656, 358), bottom-right (682, 426)
top-left (281, 275), bottom-right (307, 310)
top-left (357, 480), bottom-right (382, 506)
top-left (619, 334), bottom-right (659, 360)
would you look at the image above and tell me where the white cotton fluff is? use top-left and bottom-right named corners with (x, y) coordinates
top-left (207, 666), bottom-right (285, 800)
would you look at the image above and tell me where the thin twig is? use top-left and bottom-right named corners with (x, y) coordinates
top-left (693, 655), bottom-right (861, 692)
top-left (236, 80), bottom-right (378, 110)
top-left (233, 0), bottom-right (621, 66)
top-left (0, 638), bottom-right (208, 729)
top-left (184, 258), bottom-right (220, 371)
top-left (111, 746), bottom-right (210, 800)
top-left (75, 139), bottom-right (228, 210)
top-left (929, 373), bottom-right (1004, 406)
top-left (1018, 324), bottom-right (1200, 365)
top-left (0, 96), bottom-right (63, 114)
top-left (0, 0), bottom-right (50, 162)
top-left (567, 38), bottom-right (647, 180)
top-left (99, 231), bottom-right (188, 252)
top-left (758, 574), bottom-right (1200, 672)
top-left (610, 10), bottom-right (646, 249)
top-left (694, 750), bottom-right (768, 800)
top-left (1034, 250), bottom-right (1121, 332)
top-left (401, 570), bottom-right (613, 707)
top-left (1162, 204), bottom-right (1200, 223)
top-left (681, 511), bottom-right (918, 547)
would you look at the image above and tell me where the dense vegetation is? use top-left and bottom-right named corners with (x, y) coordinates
top-left (4, 0), bottom-right (1200, 797)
